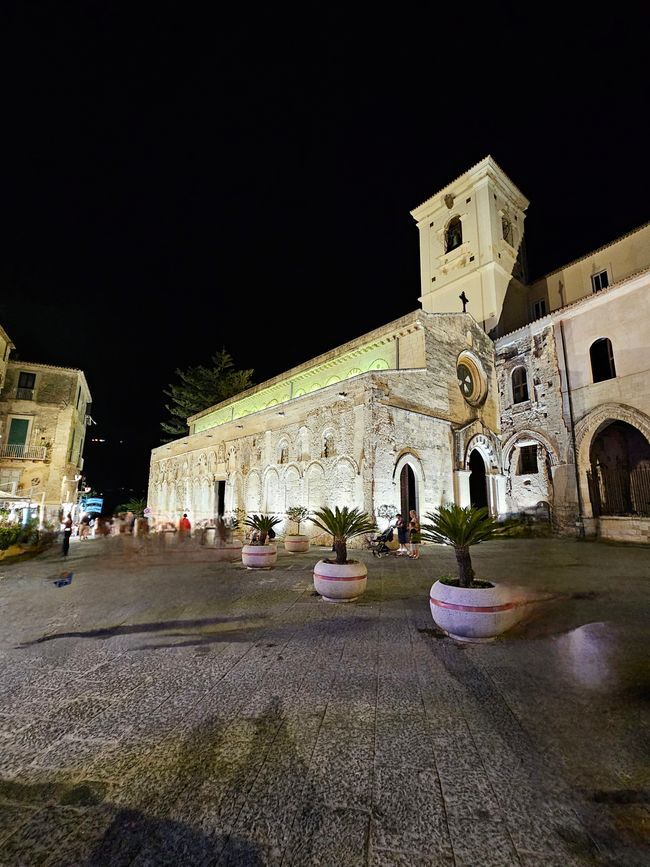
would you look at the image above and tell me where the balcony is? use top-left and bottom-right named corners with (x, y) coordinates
top-left (0, 444), bottom-right (48, 460)
top-left (15, 388), bottom-right (34, 400)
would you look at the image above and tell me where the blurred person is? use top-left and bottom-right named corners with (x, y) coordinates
top-left (61, 514), bottom-right (73, 558)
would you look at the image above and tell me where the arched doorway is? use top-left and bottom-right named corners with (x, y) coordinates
top-left (399, 464), bottom-right (417, 518)
top-left (588, 421), bottom-right (650, 516)
top-left (469, 449), bottom-right (488, 509)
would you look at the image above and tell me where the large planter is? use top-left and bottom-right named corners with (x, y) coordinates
top-left (284, 534), bottom-right (310, 553)
top-left (429, 579), bottom-right (523, 643)
top-left (242, 543), bottom-right (277, 570)
top-left (313, 559), bottom-right (367, 602)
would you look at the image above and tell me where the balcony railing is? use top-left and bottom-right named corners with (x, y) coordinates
top-left (15, 388), bottom-right (34, 400)
top-left (0, 444), bottom-right (48, 460)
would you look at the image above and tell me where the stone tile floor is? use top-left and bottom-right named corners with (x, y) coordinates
top-left (0, 534), bottom-right (648, 866)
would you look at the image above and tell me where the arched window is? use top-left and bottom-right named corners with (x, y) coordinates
top-left (277, 440), bottom-right (289, 464)
top-left (445, 217), bottom-right (463, 253)
top-left (590, 338), bottom-right (616, 383)
top-left (501, 216), bottom-right (513, 246)
top-left (512, 367), bottom-right (529, 404)
top-left (322, 433), bottom-right (335, 459)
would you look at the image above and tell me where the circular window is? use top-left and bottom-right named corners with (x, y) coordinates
top-left (456, 351), bottom-right (488, 406)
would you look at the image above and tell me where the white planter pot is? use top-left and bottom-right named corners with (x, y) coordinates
top-left (284, 534), bottom-right (310, 553)
top-left (429, 579), bottom-right (523, 643)
top-left (313, 559), bottom-right (367, 602)
top-left (242, 543), bottom-right (277, 569)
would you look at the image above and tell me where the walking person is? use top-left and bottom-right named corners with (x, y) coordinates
top-left (408, 509), bottom-right (421, 559)
top-left (395, 512), bottom-right (408, 555)
top-left (61, 513), bottom-right (73, 558)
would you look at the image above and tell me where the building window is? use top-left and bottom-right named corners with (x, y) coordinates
top-left (591, 270), bottom-right (609, 293)
top-left (17, 371), bottom-right (35, 400)
top-left (322, 433), bottom-right (335, 459)
top-left (502, 216), bottom-right (513, 246)
top-left (445, 217), bottom-right (463, 253)
top-left (512, 367), bottom-right (529, 404)
top-left (278, 443), bottom-right (289, 464)
top-left (590, 338), bottom-right (616, 383)
top-left (531, 298), bottom-right (546, 320)
top-left (518, 445), bottom-right (538, 474)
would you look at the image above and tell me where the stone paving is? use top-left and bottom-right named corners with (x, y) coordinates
top-left (0, 534), bottom-right (648, 866)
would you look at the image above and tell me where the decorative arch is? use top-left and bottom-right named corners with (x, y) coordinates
top-left (245, 470), bottom-right (262, 513)
top-left (464, 433), bottom-right (501, 473)
top-left (308, 382), bottom-right (321, 393)
top-left (321, 428), bottom-right (337, 459)
top-left (326, 375), bottom-right (341, 385)
top-left (263, 467), bottom-right (281, 513)
top-left (366, 358), bottom-right (389, 371)
top-left (392, 449), bottom-right (426, 484)
top-left (445, 215), bottom-right (463, 252)
top-left (575, 404), bottom-right (650, 472)
top-left (346, 367), bottom-right (362, 378)
top-left (276, 437), bottom-right (290, 465)
top-left (502, 429), bottom-right (561, 469)
top-left (283, 464), bottom-right (302, 509)
top-left (330, 457), bottom-right (358, 509)
top-left (305, 461), bottom-right (325, 510)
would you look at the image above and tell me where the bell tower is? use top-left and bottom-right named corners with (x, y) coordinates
top-left (410, 156), bottom-right (529, 335)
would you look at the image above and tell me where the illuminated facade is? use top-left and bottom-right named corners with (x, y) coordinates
top-left (0, 337), bottom-right (92, 525)
top-left (148, 157), bottom-right (650, 542)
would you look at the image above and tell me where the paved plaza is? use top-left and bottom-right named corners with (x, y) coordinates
top-left (0, 534), bottom-right (648, 866)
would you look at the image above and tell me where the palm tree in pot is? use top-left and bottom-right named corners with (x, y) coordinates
top-left (421, 503), bottom-right (521, 642)
top-left (241, 513), bottom-right (282, 569)
top-left (310, 506), bottom-right (377, 602)
top-left (284, 505), bottom-right (311, 553)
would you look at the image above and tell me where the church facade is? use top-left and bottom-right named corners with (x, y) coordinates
top-left (147, 157), bottom-right (650, 543)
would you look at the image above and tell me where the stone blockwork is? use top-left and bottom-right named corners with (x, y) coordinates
top-left (495, 321), bottom-right (574, 530)
top-left (148, 311), bottom-right (503, 539)
top-left (0, 361), bottom-right (91, 524)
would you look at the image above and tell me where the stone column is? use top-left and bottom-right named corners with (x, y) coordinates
top-left (454, 470), bottom-right (472, 507)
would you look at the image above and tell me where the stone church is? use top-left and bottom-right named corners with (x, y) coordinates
top-left (147, 156), bottom-right (650, 543)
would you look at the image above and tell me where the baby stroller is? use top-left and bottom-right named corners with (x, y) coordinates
top-left (369, 526), bottom-right (395, 557)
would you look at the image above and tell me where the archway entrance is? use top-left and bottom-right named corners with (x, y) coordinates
top-left (587, 421), bottom-right (650, 516)
top-left (399, 465), bottom-right (417, 518)
top-left (469, 449), bottom-right (488, 509)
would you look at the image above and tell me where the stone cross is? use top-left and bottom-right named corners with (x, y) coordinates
top-left (459, 291), bottom-right (469, 313)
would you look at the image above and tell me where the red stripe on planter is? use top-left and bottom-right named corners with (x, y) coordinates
top-left (315, 575), bottom-right (365, 582)
top-left (430, 597), bottom-right (517, 613)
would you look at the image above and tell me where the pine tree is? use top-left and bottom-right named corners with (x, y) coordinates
top-left (160, 348), bottom-right (254, 442)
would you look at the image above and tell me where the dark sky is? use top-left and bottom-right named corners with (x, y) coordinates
top-left (3, 4), bottom-right (648, 509)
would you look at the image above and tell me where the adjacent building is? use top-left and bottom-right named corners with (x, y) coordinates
top-left (147, 156), bottom-right (650, 543)
top-left (0, 331), bottom-right (92, 526)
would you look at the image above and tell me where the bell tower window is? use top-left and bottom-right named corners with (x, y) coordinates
top-left (445, 217), bottom-right (463, 253)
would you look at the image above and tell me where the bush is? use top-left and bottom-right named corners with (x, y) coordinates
top-left (0, 523), bottom-right (22, 551)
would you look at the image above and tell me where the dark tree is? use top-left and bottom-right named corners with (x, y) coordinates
top-left (160, 348), bottom-right (254, 442)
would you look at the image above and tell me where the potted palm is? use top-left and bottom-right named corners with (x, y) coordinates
top-left (242, 513), bottom-right (282, 569)
top-left (421, 503), bottom-right (520, 642)
top-left (284, 505), bottom-right (311, 553)
top-left (310, 506), bottom-right (377, 602)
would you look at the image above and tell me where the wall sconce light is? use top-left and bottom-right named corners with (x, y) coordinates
top-left (278, 411), bottom-right (285, 416)
top-left (338, 391), bottom-right (348, 397)
top-left (236, 424), bottom-right (244, 429)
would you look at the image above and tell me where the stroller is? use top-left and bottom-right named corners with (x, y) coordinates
top-left (368, 526), bottom-right (395, 557)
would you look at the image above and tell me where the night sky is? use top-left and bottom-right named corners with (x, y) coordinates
top-left (3, 4), bottom-right (648, 511)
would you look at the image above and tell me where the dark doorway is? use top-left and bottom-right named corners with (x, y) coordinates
top-left (216, 480), bottom-right (226, 516)
top-left (469, 449), bottom-right (488, 509)
top-left (588, 421), bottom-right (650, 516)
top-left (399, 465), bottom-right (417, 517)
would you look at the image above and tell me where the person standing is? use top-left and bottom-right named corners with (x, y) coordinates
top-left (61, 513), bottom-right (73, 558)
top-left (178, 513), bottom-right (192, 539)
top-left (395, 512), bottom-right (408, 555)
top-left (408, 509), bottom-right (421, 559)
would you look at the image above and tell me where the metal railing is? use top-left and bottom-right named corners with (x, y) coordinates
top-left (0, 444), bottom-right (48, 460)
top-left (587, 465), bottom-right (650, 517)
top-left (15, 388), bottom-right (34, 400)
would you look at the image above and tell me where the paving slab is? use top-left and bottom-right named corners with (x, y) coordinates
top-left (0, 534), bottom-right (648, 865)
